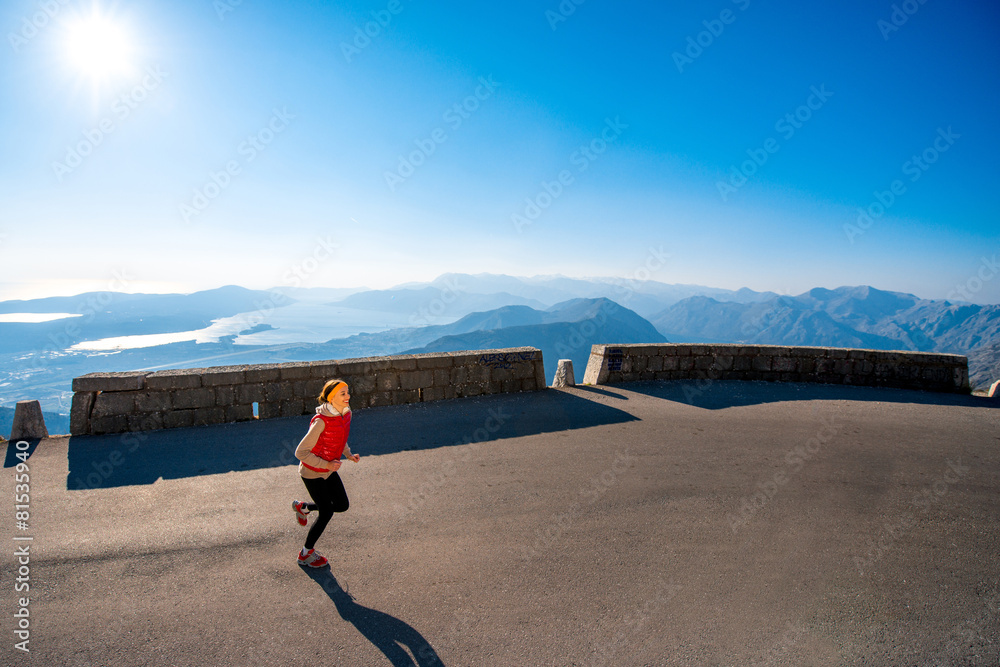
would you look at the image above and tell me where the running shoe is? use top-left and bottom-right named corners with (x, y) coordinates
top-left (297, 549), bottom-right (328, 568)
top-left (292, 500), bottom-right (310, 527)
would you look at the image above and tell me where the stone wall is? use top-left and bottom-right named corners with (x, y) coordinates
top-left (70, 347), bottom-right (546, 436)
top-left (582, 344), bottom-right (969, 394)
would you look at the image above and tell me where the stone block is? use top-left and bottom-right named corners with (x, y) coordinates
top-left (513, 362), bottom-right (536, 380)
top-left (817, 359), bottom-right (837, 374)
top-left (146, 370), bottom-right (203, 390)
top-left (400, 370), bottom-right (434, 390)
top-left (711, 356), bottom-right (734, 372)
top-left (171, 388), bottom-right (216, 410)
top-left (394, 389), bottom-right (420, 405)
top-left (136, 391), bottom-right (172, 413)
top-left (772, 357), bottom-right (797, 373)
top-left (70, 392), bottom-right (96, 435)
top-left (424, 387), bottom-right (445, 402)
top-left (281, 399), bottom-right (305, 417)
top-left (164, 409), bottom-right (196, 429)
top-left (732, 356), bottom-right (752, 372)
top-left (258, 402), bottom-right (282, 420)
top-left (417, 355), bottom-right (454, 370)
top-left (333, 361), bottom-right (370, 376)
top-left (376, 372), bottom-right (400, 391)
top-left (73, 371), bottom-right (149, 393)
top-left (244, 365), bottom-right (282, 383)
top-left (828, 348), bottom-right (849, 359)
top-left (236, 384), bottom-right (266, 404)
top-left (394, 358), bottom-right (418, 371)
top-left (467, 365), bottom-right (491, 384)
top-left (752, 356), bottom-right (772, 372)
top-left (491, 366), bottom-right (514, 382)
top-left (226, 404), bottom-right (255, 422)
top-left (194, 407), bottom-right (226, 426)
top-left (661, 356), bottom-right (679, 371)
top-left (552, 359), bottom-right (576, 387)
top-left (128, 413), bottom-right (163, 432)
top-left (202, 369), bottom-right (247, 386)
top-left (265, 383), bottom-right (294, 402)
top-left (693, 356), bottom-right (713, 371)
top-left (432, 369), bottom-right (451, 386)
top-left (678, 357), bottom-right (695, 371)
top-left (91, 391), bottom-right (138, 419)
top-left (798, 358), bottom-right (816, 374)
top-left (371, 392), bottom-right (395, 407)
top-left (10, 400), bottom-right (49, 440)
top-left (309, 361), bottom-right (343, 379)
top-left (345, 375), bottom-right (375, 394)
top-left (214, 386), bottom-right (235, 407)
top-left (90, 414), bottom-right (129, 435)
top-left (298, 379), bottom-right (327, 400)
top-left (279, 364), bottom-right (312, 381)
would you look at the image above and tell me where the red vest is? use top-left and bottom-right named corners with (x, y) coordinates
top-left (310, 411), bottom-right (351, 461)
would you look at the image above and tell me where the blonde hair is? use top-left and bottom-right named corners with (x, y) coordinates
top-left (318, 379), bottom-right (348, 405)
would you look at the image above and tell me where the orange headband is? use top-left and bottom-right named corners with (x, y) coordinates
top-left (327, 381), bottom-right (347, 400)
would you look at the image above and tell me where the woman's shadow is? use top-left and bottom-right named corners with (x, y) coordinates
top-left (302, 567), bottom-right (444, 666)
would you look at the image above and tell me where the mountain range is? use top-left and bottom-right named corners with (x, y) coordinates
top-left (1, 276), bottom-right (998, 432)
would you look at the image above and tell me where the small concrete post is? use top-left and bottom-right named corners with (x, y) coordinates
top-left (552, 359), bottom-right (576, 387)
top-left (10, 400), bottom-right (48, 441)
top-left (989, 380), bottom-right (1000, 400)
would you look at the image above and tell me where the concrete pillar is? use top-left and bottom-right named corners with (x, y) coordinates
top-left (552, 359), bottom-right (576, 388)
top-left (10, 400), bottom-right (48, 441)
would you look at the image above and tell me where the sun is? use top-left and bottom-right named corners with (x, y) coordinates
top-left (65, 13), bottom-right (134, 82)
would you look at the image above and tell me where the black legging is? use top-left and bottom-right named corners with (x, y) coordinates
top-left (301, 472), bottom-right (350, 550)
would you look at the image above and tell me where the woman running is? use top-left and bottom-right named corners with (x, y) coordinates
top-left (292, 379), bottom-right (360, 567)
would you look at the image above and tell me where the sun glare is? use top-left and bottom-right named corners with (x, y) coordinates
top-left (65, 14), bottom-right (134, 82)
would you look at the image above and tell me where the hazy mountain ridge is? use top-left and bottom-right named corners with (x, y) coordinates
top-left (403, 298), bottom-right (667, 381)
top-left (2, 279), bottom-right (998, 420)
top-left (653, 286), bottom-right (1000, 357)
top-left (345, 273), bottom-right (779, 319)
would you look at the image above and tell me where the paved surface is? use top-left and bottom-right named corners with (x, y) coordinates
top-left (2, 381), bottom-right (999, 666)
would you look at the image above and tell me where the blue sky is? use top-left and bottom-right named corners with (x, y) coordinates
top-left (2, 0), bottom-right (998, 303)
